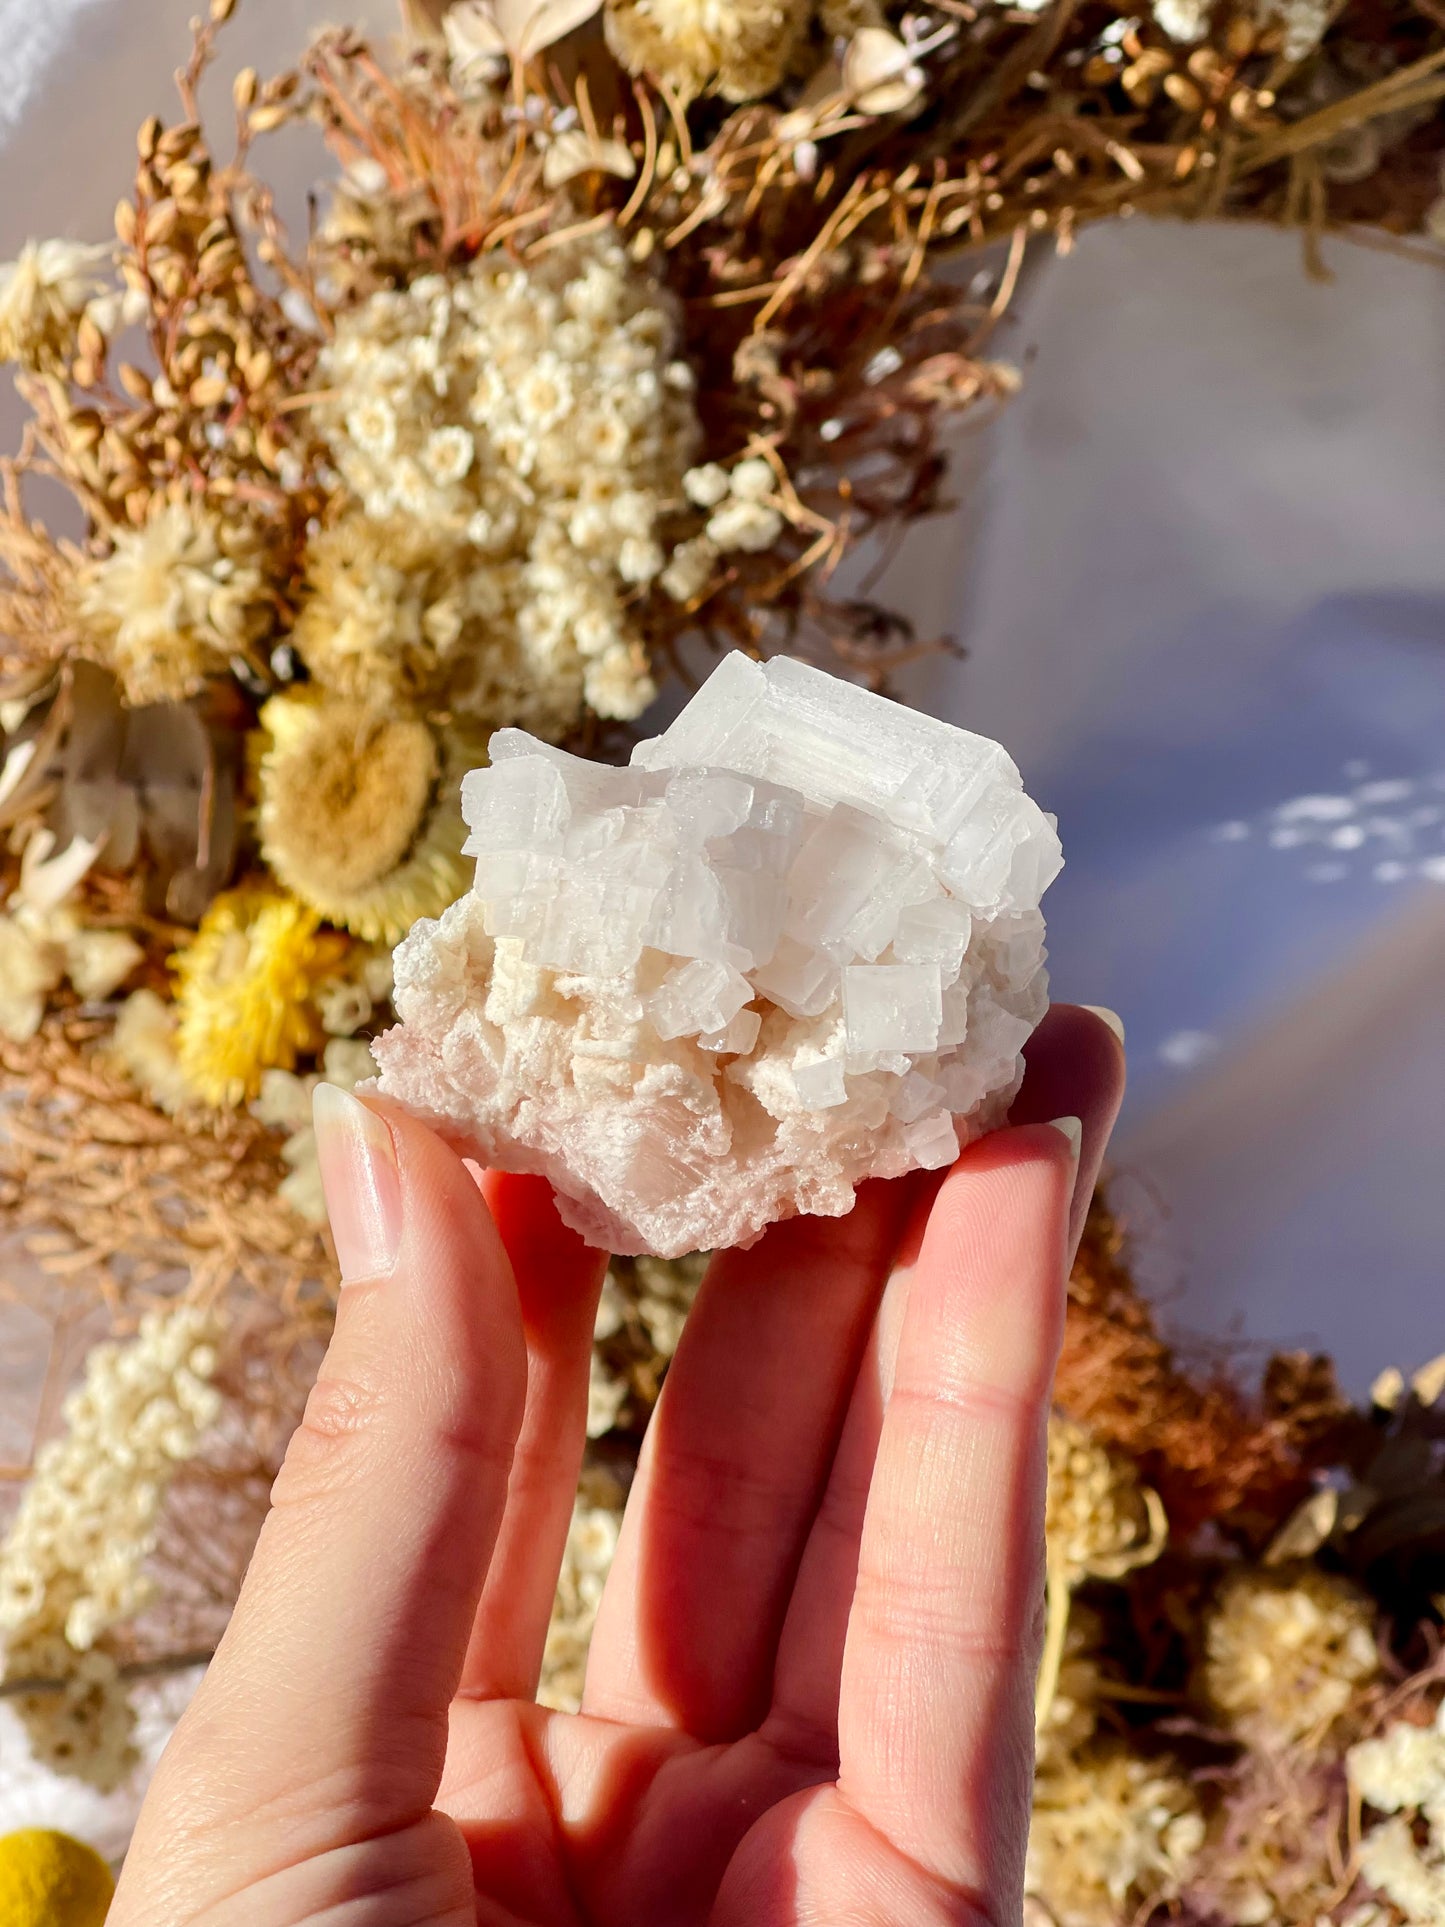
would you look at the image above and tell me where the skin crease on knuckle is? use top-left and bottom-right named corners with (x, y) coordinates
top-left (269, 1365), bottom-right (399, 1514)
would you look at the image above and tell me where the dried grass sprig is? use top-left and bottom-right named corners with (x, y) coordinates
top-left (0, 1010), bottom-right (338, 1324)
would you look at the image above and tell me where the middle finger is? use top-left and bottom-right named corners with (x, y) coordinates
top-left (583, 1176), bottom-right (921, 1741)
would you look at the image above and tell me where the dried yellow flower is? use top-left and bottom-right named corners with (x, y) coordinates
top-left (255, 692), bottom-right (471, 945)
top-left (171, 885), bottom-right (347, 1107)
top-left (604, 0), bottom-right (811, 108)
top-left (1201, 1564), bottom-right (1379, 1748)
top-left (74, 500), bottom-right (273, 705)
top-left (1028, 1747), bottom-right (1205, 1927)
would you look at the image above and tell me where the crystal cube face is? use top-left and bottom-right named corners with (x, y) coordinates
top-left (375, 653), bottom-right (1060, 1256)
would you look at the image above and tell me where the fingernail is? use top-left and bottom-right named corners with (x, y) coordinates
top-left (313, 1085), bottom-right (403, 1283)
top-left (1045, 1115), bottom-right (1083, 1164)
top-left (1082, 1004), bottom-right (1125, 1046)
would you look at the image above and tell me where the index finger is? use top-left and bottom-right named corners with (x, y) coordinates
top-left (836, 1122), bottom-right (1075, 1903)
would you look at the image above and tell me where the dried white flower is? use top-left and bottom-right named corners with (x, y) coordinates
top-left (605, 0), bottom-right (811, 103)
top-left (660, 534), bottom-right (718, 603)
top-left (307, 235), bottom-right (702, 730)
top-left (0, 239), bottom-right (110, 372)
top-left (111, 988), bottom-right (195, 1113)
top-left (727, 455), bottom-right (776, 500)
top-left (1350, 1691), bottom-right (1445, 1922)
top-left (1152, 0), bottom-right (1212, 38)
top-left (1028, 1748), bottom-right (1205, 1927)
top-left (75, 500), bottom-right (272, 705)
top-left (1256, 0), bottom-right (1331, 59)
top-left (1202, 1565), bottom-right (1379, 1748)
top-left (252, 1038), bottom-right (379, 1225)
top-left (706, 497), bottom-right (784, 552)
top-left (0, 860), bottom-right (142, 1042)
top-left (1357, 1815), bottom-right (1445, 1924)
top-left (683, 463), bottom-right (731, 508)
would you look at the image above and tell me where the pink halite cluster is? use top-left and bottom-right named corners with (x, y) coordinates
top-left (373, 653), bottom-right (1062, 1255)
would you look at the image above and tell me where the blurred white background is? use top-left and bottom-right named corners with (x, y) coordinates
top-left (2, 0), bottom-right (1443, 1845)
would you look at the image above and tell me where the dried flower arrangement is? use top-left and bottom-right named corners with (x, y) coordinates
top-left (0, 0), bottom-right (1442, 1906)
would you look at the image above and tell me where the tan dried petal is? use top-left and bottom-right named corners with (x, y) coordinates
top-left (448, 0), bottom-right (602, 67)
top-left (843, 28), bottom-right (925, 116)
top-left (543, 129), bottom-right (638, 188)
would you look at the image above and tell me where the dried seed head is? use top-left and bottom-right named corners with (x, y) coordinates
top-left (188, 374), bottom-right (230, 407)
top-left (210, 0), bottom-right (237, 21)
top-left (233, 67), bottom-right (258, 110)
top-left (117, 363), bottom-right (153, 402)
top-left (167, 163), bottom-right (206, 203)
top-left (199, 239), bottom-right (243, 282)
top-left (239, 345), bottom-right (273, 390)
top-left (154, 258), bottom-right (188, 300)
top-left (157, 123), bottom-right (201, 160)
top-left (67, 413), bottom-right (104, 453)
top-left (138, 116), bottom-right (162, 161)
top-left (145, 199), bottom-right (182, 247)
top-left (115, 199), bottom-right (138, 246)
top-left (1226, 14), bottom-right (1257, 53)
top-left (1163, 72), bottom-right (1204, 110)
top-left (76, 316), bottom-right (107, 365)
top-left (247, 104), bottom-right (291, 135)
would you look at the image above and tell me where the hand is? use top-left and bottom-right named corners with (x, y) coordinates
top-left (112, 1005), bottom-right (1123, 1927)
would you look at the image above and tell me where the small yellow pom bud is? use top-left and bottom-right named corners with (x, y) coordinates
top-left (0, 1830), bottom-right (115, 1927)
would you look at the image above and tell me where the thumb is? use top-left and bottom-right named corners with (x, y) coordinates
top-left (120, 1091), bottom-right (527, 1906)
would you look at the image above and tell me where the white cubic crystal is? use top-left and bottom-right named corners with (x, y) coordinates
top-left (843, 963), bottom-right (944, 1056)
top-left (373, 652), bottom-right (1061, 1257)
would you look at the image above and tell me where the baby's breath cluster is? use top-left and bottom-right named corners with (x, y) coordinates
top-left (303, 237), bottom-right (701, 734)
top-left (0, 1305), bottom-right (224, 1790)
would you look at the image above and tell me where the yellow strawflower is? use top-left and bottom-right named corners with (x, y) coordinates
top-left (172, 885), bottom-right (348, 1107)
top-left (0, 1829), bottom-right (114, 1927)
top-left (255, 692), bottom-right (470, 944)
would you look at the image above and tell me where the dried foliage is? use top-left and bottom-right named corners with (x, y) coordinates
top-left (0, 1011), bottom-right (336, 1322)
top-left (1058, 1195), bottom-right (1337, 1540)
